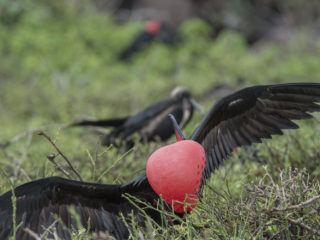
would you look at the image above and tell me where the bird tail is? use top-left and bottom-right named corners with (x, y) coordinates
top-left (70, 117), bottom-right (128, 127)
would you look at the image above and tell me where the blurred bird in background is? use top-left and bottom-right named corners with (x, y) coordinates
top-left (119, 20), bottom-right (178, 60)
top-left (71, 86), bottom-right (204, 148)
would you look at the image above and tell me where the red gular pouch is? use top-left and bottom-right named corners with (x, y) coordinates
top-left (145, 20), bottom-right (161, 35)
top-left (146, 140), bottom-right (206, 213)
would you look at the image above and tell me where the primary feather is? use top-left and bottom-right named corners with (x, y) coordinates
top-left (0, 174), bottom-right (159, 240)
top-left (191, 83), bottom-right (320, 188)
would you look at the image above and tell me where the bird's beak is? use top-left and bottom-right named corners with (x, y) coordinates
top-left (168, 114), bottom-right (186, 141)
top-left (190, 98), bottom-right (205, 115)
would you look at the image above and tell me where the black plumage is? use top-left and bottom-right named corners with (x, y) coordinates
top-left (0, 174), bottom-right (159, 240)
top-left (1, 83), bottom-right (320, 239)
top-left (72, 86), bottom-right (203, 148)
top-left (119, 20), bottom-right (177, 61)
top-left (190, 83), bottom-right (320, 187)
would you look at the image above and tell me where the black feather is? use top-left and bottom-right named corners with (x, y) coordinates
top-left (0, 175), bottom-right (160, 240)
top-left (190, 83), bottom-right (320, 188)
top-left (70, 87), bottom-right (199, 149)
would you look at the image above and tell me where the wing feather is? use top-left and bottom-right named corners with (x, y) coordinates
top-left (0, 175), bottom-right (158, 240)
top-left (191, 83), bottom-right (320, 187)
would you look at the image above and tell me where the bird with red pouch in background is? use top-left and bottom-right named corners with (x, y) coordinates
top-left (119, 20), bottom-right (178, 61)
top-left (1, 83), bottom-right (320, 240)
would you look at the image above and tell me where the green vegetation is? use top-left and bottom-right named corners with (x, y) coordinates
top-left (0, 1), bottom-right (319, 239)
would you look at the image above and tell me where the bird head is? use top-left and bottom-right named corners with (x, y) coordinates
top-left (146, 114), bottom-right (206, 213)
top-left (170, 86), bottom-right (191, 99)
top-left (171, 86), bottom-right (205, 115)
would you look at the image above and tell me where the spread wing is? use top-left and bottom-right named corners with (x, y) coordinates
top-left (191, 83), bottom-right (320, 187)
top-left (0, 174), bottom-right (158, 240)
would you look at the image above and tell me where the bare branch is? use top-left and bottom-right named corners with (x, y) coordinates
top-left (271, 195), bottom-right (320, 212)
top-left (0, 124), bottom-right (68, 148)
top-left (38, 131), bottom-right (83, 182)
top-left (47, 154), bottom-right (72, 180)
top-left (40, 220), bottom-right (59, 239)
top-left (288, 217), bottom-right (320, 236)
top-left (23, 228), bottom-right (41, 240)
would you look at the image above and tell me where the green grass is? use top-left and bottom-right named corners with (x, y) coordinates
top-left (0, 1), bottom-right (320, 239)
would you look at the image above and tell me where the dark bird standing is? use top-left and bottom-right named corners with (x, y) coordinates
top-left (71, 86), bottom-right (204, 148)
top-left (1, 83), bottom-right (320, 239)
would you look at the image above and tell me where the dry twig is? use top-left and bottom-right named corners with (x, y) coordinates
top-left (0, 124), bottom-right (68, 148)
top-left (38, 131), bottom-right (83, 181)
top-left (271, 195), bottom-right (320, 212)
top-left (287, 217), bottom-right (320, 236)
top-left (47, 154), bottom-right (72, 179)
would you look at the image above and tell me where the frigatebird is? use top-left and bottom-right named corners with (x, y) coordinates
top-left (71, 86), bottom-right (204, 148)
top-left (119, 20), bottom-right (177, 61)
top-left (1, 83), bottom-right (320, 239)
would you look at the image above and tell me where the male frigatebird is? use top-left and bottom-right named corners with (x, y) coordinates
top-left (119, 20), bottom-right (177, 61)
top-left (71, 86), bottom-right (204, 148)
top-left (1, 83), bottom-right (320, 239)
